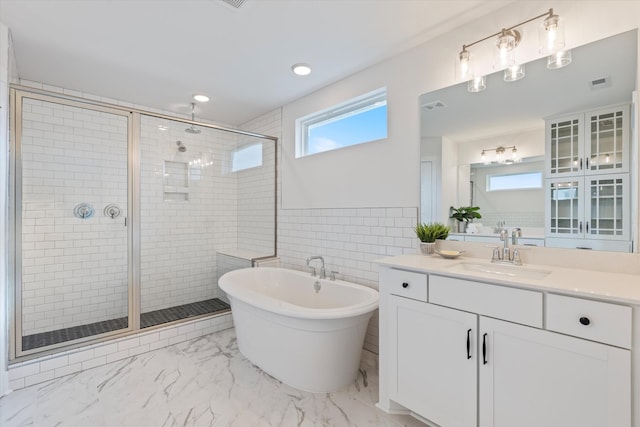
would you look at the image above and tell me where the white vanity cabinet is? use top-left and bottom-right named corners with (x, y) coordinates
top-left (378, 267), bottom-right (632, 427)
top-left (479, 316), bottom-right (630, 427)
top-left (388, 295), bottom-right (477, 427)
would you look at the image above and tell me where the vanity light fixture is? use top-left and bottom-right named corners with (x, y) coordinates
top-left (457, 8), bottom-right (570, 92)
top-left (292, 63), bottom-right (312, 76)
top-left (481, 145), bottom-right (518, 164)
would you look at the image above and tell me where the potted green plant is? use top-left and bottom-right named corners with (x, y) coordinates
top-left (449, 206), bottom-right (482, 233)
top-left (414, 222), bottom-right (450, 255)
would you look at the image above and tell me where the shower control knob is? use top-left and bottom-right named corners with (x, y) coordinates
top-left (402, 282), bottom-right (409, 288)
top-left (579, 316), bottom-right (590, 326)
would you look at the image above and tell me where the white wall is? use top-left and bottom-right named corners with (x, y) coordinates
top-left (281, 1), bottom-right (640, 218)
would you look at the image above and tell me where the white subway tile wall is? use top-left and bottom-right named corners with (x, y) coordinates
top-left (479, 211), bottom-right (545, 229)
top-left (20, 98), bottom-right (129, 335)
top-left (139, 115), bottom-right (240, 312)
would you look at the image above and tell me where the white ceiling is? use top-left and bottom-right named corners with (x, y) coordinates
top-left (0, 0), bottom-right (506, 125)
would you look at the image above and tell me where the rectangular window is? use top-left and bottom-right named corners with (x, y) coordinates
top-left (487, 171), bottom-right (543, 192)
top-left (231, 142), bottom-right (263, 172)
top-left (295, 88), bottom-right (387, 158)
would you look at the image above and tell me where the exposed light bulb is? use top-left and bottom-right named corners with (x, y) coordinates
top-left (468, 75), bottom-right (486, 93)
top-left (504, 64), bottom-right (525, 82)
top-left (605, 154), bottom-right (610, 163)
top-left (539, 11), bottom-right (565, 54)
top-left (458, 49), bottom-right (471, 81)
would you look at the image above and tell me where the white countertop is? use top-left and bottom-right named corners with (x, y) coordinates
top-left (376, 254), bottom-right (640, 305)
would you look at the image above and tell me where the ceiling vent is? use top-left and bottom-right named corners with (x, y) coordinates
top-left (590, 76), bottom-right (611, 90)
top-left (220, 0), bottom-right (247, 9)
top-left (422, 101), bottom-right (447, 111)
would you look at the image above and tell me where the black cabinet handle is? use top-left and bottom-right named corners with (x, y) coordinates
top-left (579, 316), bottom-right (591, 326)
top-left (466, 329), bottom-right (472, 359)
top-left (579, 158), bottom-right (583, 170)
top-left (402, 282), bottom-right (409, 288)
top-left (482, 333), bottom-right (488, 365)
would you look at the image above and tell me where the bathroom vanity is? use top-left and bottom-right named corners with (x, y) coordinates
top-left (376, 252), bottom-right (639, 427)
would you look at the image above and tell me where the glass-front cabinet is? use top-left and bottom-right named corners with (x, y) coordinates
top-left (546, 115), bottom-right (582, 177)
top-left (546, 175), bottom-right (629, 241)
top-left (546, 104), bottom-right (629, 178)
top-left (545, 104), bottom-right (631, 252)
top-left (545, 104), bottom-right (633, 252)
top-left (587, 107), bottom-right (629, 174)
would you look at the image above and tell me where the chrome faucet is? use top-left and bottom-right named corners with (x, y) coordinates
top-left (492, 229), bottom-right (522, 266)
top-left (306, 255), bottom-right (326, 279)
top-left (512, 227), bottom-right (522, 245)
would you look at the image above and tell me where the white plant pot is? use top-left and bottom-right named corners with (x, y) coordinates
top-left (419, 242), bottom-right (436, 255)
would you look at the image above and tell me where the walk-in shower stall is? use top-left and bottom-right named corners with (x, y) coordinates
top-left (9, 87), bottom-right (277, 358)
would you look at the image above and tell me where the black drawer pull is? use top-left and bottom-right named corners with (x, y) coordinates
top-left (579, 316), bottom-right (591, 326)
top-left (482, 333), bottom-right (488, 365)
top-left (466, 329), bottom-right (472, 359)
top-left (402, 282), bottom-right (409, 288)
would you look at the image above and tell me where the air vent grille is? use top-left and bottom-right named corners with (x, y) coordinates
top-left (422, 101), bottom-right (447, 111)
top-left (590, 76), bottom-right (611, 90)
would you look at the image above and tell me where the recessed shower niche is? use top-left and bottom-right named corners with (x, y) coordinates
top-left (163, 160), bottom-right (190, 201)
top-left (9, 87), bottom-right (277, 358)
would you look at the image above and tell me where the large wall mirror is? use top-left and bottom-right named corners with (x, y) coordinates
top-left (420, 29), bottom-right (637, 252)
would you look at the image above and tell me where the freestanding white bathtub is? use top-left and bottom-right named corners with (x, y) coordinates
top-left (218, 267), bottom-right (379, 393)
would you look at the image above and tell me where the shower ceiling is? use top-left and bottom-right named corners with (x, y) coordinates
top-left (0, 0), bottom-right (510, 125)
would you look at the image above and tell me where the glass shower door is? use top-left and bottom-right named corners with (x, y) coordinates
top-left (15, 92), bottom-right (132, 355)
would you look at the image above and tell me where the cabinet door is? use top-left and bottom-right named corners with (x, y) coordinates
top-left (389, 295), bottom-right (477, 427)
top-left (586, 105), bottom-right (629, 174)
top-left (546, 114), bottom-right (583, 177)
top-left (479, 317), bottom-right (630, 427)
top-left (545, 177), bottom-right (584, 238)
top-left (586, 173), bottom-right (629, 240)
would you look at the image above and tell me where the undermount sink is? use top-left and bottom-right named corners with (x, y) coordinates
top-left (446, 262), bottom-right (551, 280)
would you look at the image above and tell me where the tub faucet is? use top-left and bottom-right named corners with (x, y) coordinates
top-left (306, 255), bottom-right (326, 279)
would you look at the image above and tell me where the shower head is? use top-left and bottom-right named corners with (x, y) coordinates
top-left (176, 141), bottom-right (186, 152)
top-left (185, 102), bottom-right (201, 134)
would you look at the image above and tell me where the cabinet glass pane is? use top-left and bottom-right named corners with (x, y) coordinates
top-left (589, 178), bottom-right (624, 236)
top-left (590, 111), bottom-right (624, 172)
top-left (549, 119), bottom-right (580, 175)
top-left (549, 181), bottom-right (580, 235)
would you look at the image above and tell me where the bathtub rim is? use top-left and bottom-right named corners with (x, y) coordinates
top-left (219, 267), bottom-right (379, 320)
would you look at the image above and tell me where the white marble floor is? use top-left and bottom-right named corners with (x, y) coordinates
top-left (0, 328), bottom-right (427, 427)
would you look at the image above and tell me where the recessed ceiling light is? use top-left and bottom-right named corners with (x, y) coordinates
top-left (291, 63), bottom-right (312, 76)
top-left (193, 94), bottom-right (210, 102)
